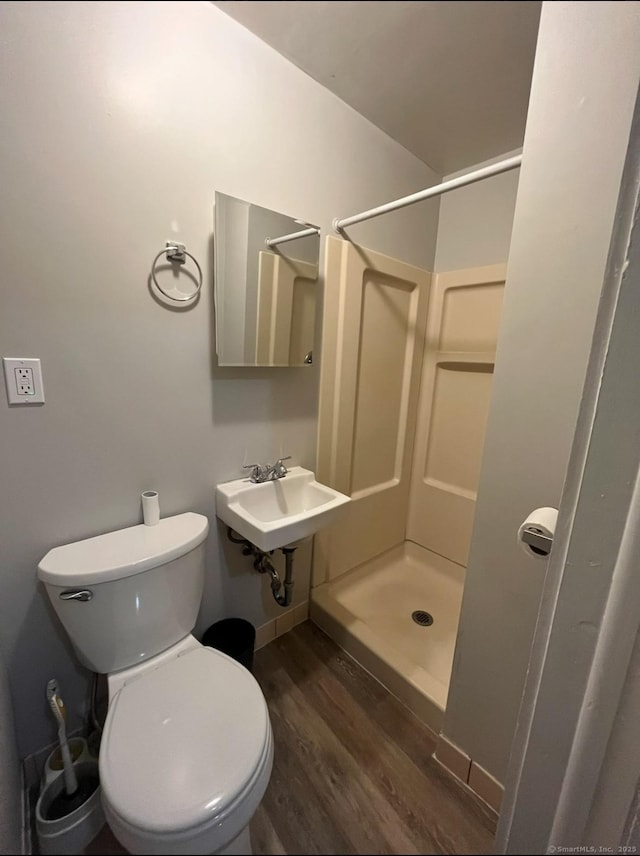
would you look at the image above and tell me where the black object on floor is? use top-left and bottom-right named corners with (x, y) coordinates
top-left (202, 618), bottom-right (256, 672)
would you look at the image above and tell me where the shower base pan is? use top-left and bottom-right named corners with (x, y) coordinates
top-left (311, 540), bottom-right (464, 733)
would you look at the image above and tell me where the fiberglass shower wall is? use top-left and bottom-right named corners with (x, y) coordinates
top-left (312, 235), bottom-right (505, 588)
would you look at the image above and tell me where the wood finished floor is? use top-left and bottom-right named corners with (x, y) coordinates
top-left (82, 621), bottom-right (495, 855)
top-left (250, 621), bottom-right (495, 855)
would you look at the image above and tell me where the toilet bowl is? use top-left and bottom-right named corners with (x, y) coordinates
top-left (38, 512), bottom-right (273, 855)
top-left (100, 639), bottom-right (273, 855)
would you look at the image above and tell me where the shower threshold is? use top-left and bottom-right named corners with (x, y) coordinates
top-left (311, 540), bottom-right (465, 733)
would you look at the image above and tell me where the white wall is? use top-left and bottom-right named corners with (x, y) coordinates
top-left (0, 0), bottom-right (440, 758)
top-left (443, 0), bottom-right (640, 784)
top-left (434, 149), bottom-right (521, 272)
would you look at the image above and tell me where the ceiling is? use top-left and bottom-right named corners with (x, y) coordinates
top-left (212, 0), bottom-right (541, 175)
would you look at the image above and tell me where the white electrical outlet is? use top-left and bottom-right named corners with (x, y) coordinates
top-left (3, 358), bottom-right (45, 405)
top-left (15, 367), bottom-right (34, 395)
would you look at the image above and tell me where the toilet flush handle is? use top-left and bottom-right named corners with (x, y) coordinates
top-left (59, 590), bottom-right (93, 602)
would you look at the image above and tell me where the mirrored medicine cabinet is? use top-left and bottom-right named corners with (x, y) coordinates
top-left (214, 192), bottom-right (320, 367)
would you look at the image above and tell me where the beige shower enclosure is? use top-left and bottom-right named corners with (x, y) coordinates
top-left (311, 236), bottom-right (505, 730)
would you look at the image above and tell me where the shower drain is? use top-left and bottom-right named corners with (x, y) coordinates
top-left (412, 610), bottom-right (434, 627)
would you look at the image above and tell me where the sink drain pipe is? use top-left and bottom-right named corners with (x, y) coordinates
top-left (270, 547), bottom-right (296, 607)
top-left (227, 528), bottom-right (296, 608)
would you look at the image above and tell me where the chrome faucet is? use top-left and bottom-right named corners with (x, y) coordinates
top-left (243, 456), bottom-right (291, 484)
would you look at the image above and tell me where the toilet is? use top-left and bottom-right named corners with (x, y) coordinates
top-left (37, 512), bottom-right (273, 855)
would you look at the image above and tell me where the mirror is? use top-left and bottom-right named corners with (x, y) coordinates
top-left (214, 192), bottom-right (320, 366)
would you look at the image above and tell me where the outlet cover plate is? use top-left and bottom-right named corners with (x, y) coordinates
top-left (3, 358), bottom-right (45, 405)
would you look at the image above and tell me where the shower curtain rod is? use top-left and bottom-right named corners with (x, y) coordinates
top-left (332, 153), bottom-right (523, 232)
top-left (265, 226), bottom-right (320, 248)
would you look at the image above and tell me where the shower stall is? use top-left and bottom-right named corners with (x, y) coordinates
top-left (310, 235), bottom-right (506, 732)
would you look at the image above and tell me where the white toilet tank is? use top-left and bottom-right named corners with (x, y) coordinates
top-left (38, 513), bottom-right (209, 673)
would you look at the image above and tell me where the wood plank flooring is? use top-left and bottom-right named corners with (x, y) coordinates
top-left (250, 621), bottom-right (495, 855)
top-left (81, 620), bottom-right (495, 854)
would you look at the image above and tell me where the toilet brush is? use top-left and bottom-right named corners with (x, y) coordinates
top-left (43, 680), bottom-right (100, 821)
top-left (46, 679), bottom-right (77, 796)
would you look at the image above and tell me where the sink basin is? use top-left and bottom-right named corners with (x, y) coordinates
top-left (215, 466), bottom-right (351, 552)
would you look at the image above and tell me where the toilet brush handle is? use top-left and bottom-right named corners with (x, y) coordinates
top-left (47, 681), bottom-right (78, 796)
top-left (59, 731), bottom-right (78, 795)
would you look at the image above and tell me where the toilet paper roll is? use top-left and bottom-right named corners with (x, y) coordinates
top-left (517, 507), bottom-right (558, 559)
top-left (141, 491), bottom-right (160, 526)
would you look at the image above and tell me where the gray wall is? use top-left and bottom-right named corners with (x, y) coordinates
top-left (0, 651), bottom-right (22, 854)
top-left (498, 88), bottom-right (640, 851)
top-left (0, 0), bottom-right (440, 758)
top-left (444, 0), bottom-right (640, 784)
top-left (434, 149), bottom-right (521, 272)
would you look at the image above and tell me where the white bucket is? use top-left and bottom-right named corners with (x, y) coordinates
top-left (35, 761), bottom-right (104, 855)
top-left (41, 737), bottom-right (93, 789)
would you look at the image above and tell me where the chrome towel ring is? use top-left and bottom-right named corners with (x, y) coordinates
top-left (151, 242), bottom-right (203, 302)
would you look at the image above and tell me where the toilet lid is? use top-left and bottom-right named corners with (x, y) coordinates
top-left (99, 646), bottom-right (270, 835)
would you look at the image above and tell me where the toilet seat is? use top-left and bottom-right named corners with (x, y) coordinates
top-left (99, 645), bottom-right (273, 854)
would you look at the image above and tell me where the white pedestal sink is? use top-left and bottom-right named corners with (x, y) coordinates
top-left (215, 467), bottom-right (350, 552)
